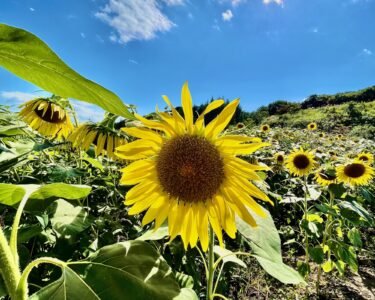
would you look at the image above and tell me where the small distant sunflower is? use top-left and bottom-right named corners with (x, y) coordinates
top-left (19, 96), bottom-right (73, 140)
top-left (286, 148), bottom-right (316, 177)
top-left (260, 124), bottom-right (270, 132)
top-left (336, 134), bottom-right (343, 140)
top-left (117, 83), bottom-right (272, 251)
top-left (236, 122), bottom-right (245, 129)
top-left (336, 161), bottom-right (374, 186)
top-left (68, 115), bottom-right (127, 159)
top-left (318, 132), bottom-right (325, 138)
top-left (356, 152), bottom-right (374, 165)
top-left (274, 153), bottom-right (285, 165)
top-left (315, 168), bottom-right (337, 186)
top-left (307, 122), bottom-right (317, 131)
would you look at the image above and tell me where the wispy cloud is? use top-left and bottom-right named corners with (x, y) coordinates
top-left (95, 0), bottom-right (184, 44)
top-left (263, 0), bottom-right (284, 6)
top-left (362, 48), bottom-right (372, 56)
top-left (128, 59), bottom-right (139, 64)
top-left (0, 91), bottom-right (46, 107)
top-left (217, 0), bottom-right (246, 7)
top-left (80, 32), bottom-right (86, 39)
top-left (222, 9), bottom-right (233, 21)
top-left (29, 7), bottom-right (35, 12)
top-left (70, 100), bottom-right (105, 123)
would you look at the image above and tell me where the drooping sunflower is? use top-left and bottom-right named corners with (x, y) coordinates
top-left (116, 83), bottom-right (272, 251)
top-left (307, 122), bottom-right (317, 131)
top-left (236, 122), bottom-right (245, 129)
top-left (260, 124), bottom-right (270, 132)
top-left (315, 168), bottom-right (337, 186)
top-left (68, 115), bottom-right (128, 159)
top-left (356, 152), bottom-right (374, 165)
top-left (336, 161), bottom-right (374, 186)
top-left (274, 152), bottom-right (285, 165)
top-left (285, 148), bottom-right (316, 177)
top-left (19, 96), bottom-right (74, 140)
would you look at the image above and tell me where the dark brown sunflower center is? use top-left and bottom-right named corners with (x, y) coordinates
top-left (34, 103), bottom-right (66, 124)
top-left (358, 156), bottom-right (368, 162)
top-left (277, 155), bottom-right (284, 162)
top-left (262, 126), bottom-right (268, 131)
top-left (293, 154), bottom-right (310, 169)
top-left (156, 135), bottom-right (225, 203)
top-left (344, 163), bottom-right (366, 178)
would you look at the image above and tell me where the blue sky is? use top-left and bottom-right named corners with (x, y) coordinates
top-left (0, 0), bottom-right (374, 121)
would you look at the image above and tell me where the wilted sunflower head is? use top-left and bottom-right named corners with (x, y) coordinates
top-left (68, 121), bottom-right (128, 159)
top-left (19, 97), bottom-right (74, 140)
top-left (356, 152), bottom-right (374, 165)
top-left (116, 82), bottom-right (272, 251)
top-left (236, 122), bottom-right (245, 129)
top-left (315, 168), bottom-right (337, 186)
top-left (307, 122), bottom-right (317, 131)
top-left (285, 148), bottom-right (316, 177)
top-left (274, 153), bottom-right (285, 165)
top-left (336, 161), bottom-right (374, 186)
top-left (260, 124), bottom-right (270, 132)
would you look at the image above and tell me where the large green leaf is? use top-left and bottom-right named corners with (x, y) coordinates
top-left (236, 207), bottom-right (305, 285)
top-left (0, 183), bottom-right (26, 206)
top-left (49, 199), bottom-right (93, 235)
top-left (30, 240), bottom-right (196, 300)
top-left (0, 24), bottom-right (134, 120)
top-left (0, 275), bottom-right (7, 297)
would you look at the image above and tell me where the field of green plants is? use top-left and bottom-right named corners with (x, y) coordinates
top-left (0, 24), bottom-right (374, 300)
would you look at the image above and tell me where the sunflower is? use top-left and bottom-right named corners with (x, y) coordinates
top-left (336, 161), bottom-right (374, 186)
top-left (274, 152), bottom-right (285, 165)
top-left (356, 152), bottom-right (374, 165)
top-left (68, 122), bottom-right (127, 159)
top-left (285, 148), bottom-right (316, 177)
top-left (236, 122), bottom-right (245, 129)
top-left (116, 83), bottom-right (272, 251)
top-left (19, 97), bottom-right (74, 140)
top-left (315, 168), bottom-right (337, 186)
top-left (260, 124), bottom-right (270, 132)
top-left (318, 132), bottom-right (325, 138)
top-left (307, 122), bottom-right (317, 131)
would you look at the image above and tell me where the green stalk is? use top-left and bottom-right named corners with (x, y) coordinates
top-left (0, 226), bottom-right (21, 299)
top-left (303, 176), bottom-right (310, 277)
top-left (206, 227), bottom-right (215, 300)
top-left (15, 257), bottom-right (65, 300)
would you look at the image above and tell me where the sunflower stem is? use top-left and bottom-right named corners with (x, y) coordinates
top-left (303, 176), bottom-right (310, 279)
top-left (0, 225), bottom-right (21, 299)
top-left (206, 226), bottom-right (215, 300)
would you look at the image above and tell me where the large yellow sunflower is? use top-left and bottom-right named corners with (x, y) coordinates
top-left (19, 97), bottom-right (73, 140)
top-left (356, 152), bottom-right (374, 165)
top-left (307, 122), bottom-right (317, 131)
top-left (285, 148), bottom-right (316, 177)
top-left (336, 161), bottom-right (374, 186)
top-left (315, 168), bottom-right (337, 186)
top-left (116, 83), bottom-right (272, 251)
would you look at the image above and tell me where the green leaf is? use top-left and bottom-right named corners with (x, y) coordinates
top-left (322, 260), bottom-right (334, 273)
top-left (0, 276), bottom-right (7, 297)
top-left (82, 157), bottom-right (104, 172)
top-left (30, 241), bottom-right (190, 300)
top-left (308, 247), bottom-right (324, 264)
top-left (137, 224), bottom-right (169, 241)
top-left (0, 183), bottom-right (25, 206)
top-left (213, 246), bottom-right (246, 268)
top-left (0, 125), bottom-right (26, 137)
top-left (49, 199), bottom-right (93, 235)
top-left (347, 228), bottom-right (362, 248)
top-left (175, 272), bottom-right (194, 289)
top-left (236, 207), bottom-right (305, 285)
top-left (0, 24), bottom-right (134, 119)
top-left (339, 201), bottom-right (373, 225)
top-left (334, 260), bottom-right (345, 275)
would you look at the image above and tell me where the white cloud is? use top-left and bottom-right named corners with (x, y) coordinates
top-left (0, 91), bottom-right (46, 106)
top-left (161, 0), bottom-right (185, 5)
top-left (29, 7), bottom-right (35, 12)
top-left (311, 27), bottom-right (319, 33)
top-left (263, 0), bottom-right (284, 6)
top-left (231, 0), bottom-right (244, 6)
top-left (95, 0), bottom-right (179, 44)
top-left (217, 0), bottom-right (245, 6)
top-left (80, 32), bottom-right (86, 38)
top-left (362, 48), bottom-right (372, 55)
top-left (128, 59), bottom-right (138, 64)
top-left (222, 9), bottom-right (233, 21)
top-left (187, 12), bottom-right (194, 19)
top-left (70, 100), bottom-right (105, 123)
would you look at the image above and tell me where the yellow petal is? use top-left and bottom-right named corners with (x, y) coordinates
top-left (181, 82), bottom-right (193, 132)
top-left (142, 196), bottom-right (167, 226)
top-left (195, 99), bottom-right (225, 130)
top-left (219, 142), bottom-right (270, 156)
top-left (197, 203), bottom-right (209, 251)
top-left (116, 140), bottom-right (159, 160)
top-left (121, 127), bottom-right (164, 145)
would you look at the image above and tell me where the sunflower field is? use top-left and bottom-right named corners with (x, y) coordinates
top-left (0, 24), bottom-right (374, 300)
